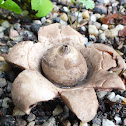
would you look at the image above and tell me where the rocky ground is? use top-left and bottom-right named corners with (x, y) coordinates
top-left (0, 0), bottom-right (126, 126)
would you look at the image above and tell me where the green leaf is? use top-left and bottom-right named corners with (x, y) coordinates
top-left (0, 0), bottom-right (21, 14)
top-left (31, 0), bottom-right (53, 17)
top-left (79, 0), bottom-right (95, 9)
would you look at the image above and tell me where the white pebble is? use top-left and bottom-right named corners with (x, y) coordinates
top-left (75, 12), bottom-right (82, 18)
top-left (0, 32), bottom-right (4, 38)
top-left (33, 20), bottom-right (42, 25)
top-left (110, 28), bottom-right (118, 37)
top-left (99, 30), bottom-right (103, 34)
top-left (94, 14), bottom-right (101, 20)
top-left (84, 37), bottom-right (88, 45)
top-left (2, 97), bottom-right (12, 108)
top-left (97, 91), bottom-right (108, 99)
top-left (81, 26), bottom-right (86, 32)
top-left (52, 12), bottom-right (58, 18)
top-left (88, 25), bottom-right (99, 36)
top-left (103, 0), bottom-right (110, 5)
top-left (60, 19), bottom-right (67, 25)
top-left (94, 22), bottom-right (101, 29)
top-left (99, 33), bottom-right (106, 40)
top-left (63, 6), bottom-right (69, 12)
top-left (116, 24), bottom-right (124, 31)
top-left (101, 24), bottom-right (108, 31)
top-left (107, 92), bottom-right (116, 102)
top-left (1, 20), bottom-right (10, 28)
top-left (104, 30), bottom-right (111, 38)
top-left (90, 15), bottom-right (96, 22)
top-left (115, 95), bottom-right (125, 101)
top-left (114, 116), bottom-right (122, 125)
top-left (102, 119), bottom-right (115, 126)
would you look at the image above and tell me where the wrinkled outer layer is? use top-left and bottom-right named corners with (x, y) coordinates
top-left (60, 88), bottom-right (98, 123)
top-left (88, 43), bottom-right (126, 71)
top-left (38, 23), bottom-right (85, 51)
top-left (6, 41), bottom-right (34, 69)
top-left (11, 70), bottom-right (58, 114)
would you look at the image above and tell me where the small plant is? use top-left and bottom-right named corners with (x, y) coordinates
top-left (67, 0), bottom-right (95, 29)
top-left (0, 0), bottom-right (53, 17)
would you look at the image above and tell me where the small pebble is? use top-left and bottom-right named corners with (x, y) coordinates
top-left (97, 91), bottom-right (108, 99)
top-left (88, 25), bottom-right (99, 36)
top-left (63, 6), bottom-right (69, 12)
top-left (13, 107), bottom-right (25, 116)
top-left (42, 117), bottom-right (56, 126)
top-left (101, 24), bottom-right (108, 31)
top-left (114, 116), bottom-right (121, 124)
top-left (53, 105), bottom-right (63, 116)
top-left (33, 20), bottom-right (42, 25)
top-left (80, 26), bottom-right (86, 32)
top-left (104, 30), bottom-right (111, 38)
top-left (94, 22), bottom-right (101, 29)
top-left (0, 26), bottom-right (5, 32)
top-left (41, 17), bottom-right (46, 24)
top-left (27, 121), bottom-right (35, 126)
top-left (92, 117), bottom-right (101, 125)
top-left (103, 0), bottom-right (110, 5)
top-left (107, 92), bottom-right (116, 102)
top-left (93, 5), bottom-right (107, 14)
top-left (90, 15), bottom-right (96, 22)
top-left (14, 23), bottom-right (21, 30)
top-left (60, 19), bottom-right (67, 25)
top-left (110, 28), bottom-right (118, 37)
top-left (27, 113), bottom-right (36, 122)
top-left (2, 97), bottom-right (12, 108)
top-left (0, 88), bottom-right (3, 96)
top-left (0, 78), bottom-right (7, 88)
top-left (1, 20), bottom-right (10, 28)
top-left (52, 12), bottom-right (58, 18)
top-left (9, 29), bottom-right (19, 40)
top-left (89, 35), bottom-right (96, 41)
top-left (123, 118), bottom-right (126, 125)
top-left (99, 33), bottom-right (106, 40)
top-left (82, 10), bottom-right (89, 19)
top-left (102, 119), bottom-right (115, 126)
top-left (60, 13), bottom-right (68, 22)
top-left (116, 24), bottom-right (124, 31)
top-left (79, 121), bottom-right (88, 126)
top-left (15, 119), bottom-right (27, 126)
top-left (0, 32), bottom-right (4, 38)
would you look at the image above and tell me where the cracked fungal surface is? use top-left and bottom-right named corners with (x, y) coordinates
top-left (5, 23), bottom-right (126, 123)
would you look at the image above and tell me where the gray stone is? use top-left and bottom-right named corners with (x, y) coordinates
top-left (2, 97), bottom-right (12, 108)
top-left (15, 119), bottom-right (27, 126)
top-left (14, 23), bottom-right (21, 30)
top-left (0, 78), bottom-right (7, 88)
top-left (0, 26), bottom-right (5, 32)
top-left (97, 91), bottom-right (108, 99)
top-left (1, 20), bottom-right (10, 28)
top-left (27, 113), bottom-right (36, 122)
top-left (92, 117), bottom-right (101, 125)
top-left (93, 5), bottom-right (107, 14)
top-left (0, 32), bottom-right (4, 38)
top-left (123, 118), bottom-right (126, 125)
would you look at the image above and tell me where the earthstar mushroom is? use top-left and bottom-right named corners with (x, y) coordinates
top-left (5, 23), bottom-right (126, 123)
